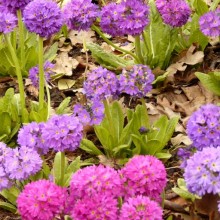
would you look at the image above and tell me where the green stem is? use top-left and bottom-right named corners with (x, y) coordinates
top-left (92, 24), bottom-right (140, 63)
top-left (135, 35), bottom-right (144, 64)
top-left (60, 151), bottom-right (65, 187)
top-left (5, 34), bottom-right (26, 120)
top-left (38, 36), bottom-right (45, 110)
top-left (17, 10), bottom-right (25, 68)
top-left (101, 0), bottom-right (106, 5)
top-left (45, 81), bottom-right (51, 120)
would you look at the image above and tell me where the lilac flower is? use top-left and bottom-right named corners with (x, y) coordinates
top-left (120, 155), bottom-right (167, 202)
top-left (0, 11), bottom-right (17, 33)
top-left (3, 0), bottom-right (32, 13)
top-left (4, 146), bottom-right (42, 181)
top-left (29, 61), bottom-right (55, 88)
top-left (17, 180), bottom-right (67, 220)
top-left (199, 9), bottom-right (220, 37)
top-left (184, 147), bottom-right (220, 196)
top-left (63, 0), bottom-right (99, 31)
top-left (156, 0), bottom-right (191, 27)
top-left (23, 0), bottom-right (63, 38)
top-left (73, 104), bottom-right (92, 125)
top-left (177, 146), bottom-right (197, 168)
top-left (119, 65), bottom-right (155, 98)
top-left (83, 67), bottom-right (119, 101)
top-left (119, 195), bottom-right (163, 220)
top-left (186, 104), bottom-right (220, 150)
top-left (41, 114), bottom-right (83, 152)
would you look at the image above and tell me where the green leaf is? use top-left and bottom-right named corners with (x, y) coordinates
top-left (172, 187), bottom-right (196, 201)
top-left (0, 202), bottom-right (17, 213)
top-left (1, 187), bottom-right (20, 205)
top-left (155, 152), bottom-right (172, 160)
top-left (44, 42), bottom-right (58, 61)
top-left (193, 0), bottom-right (209, 15)
top-left (56, 97), bottom-right (71, 114)
top-left (80, 139), bottom-right (103, 156)
top-left (143, 139), bottom-right (162, 155)
top-left (112, 144), bottom-right (130, 156)
top-left (0, 112), bottom-right (11, 135)
top-left (118, 119), bottom-right (133, 146)
top-left (131, 134), bottom-right (144, 155)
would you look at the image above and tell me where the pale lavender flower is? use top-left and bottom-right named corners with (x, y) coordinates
top-left (0, 11), bottom-right (17, 33)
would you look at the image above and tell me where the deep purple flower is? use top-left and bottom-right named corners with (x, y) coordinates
top-left (120, 155), bottom-right (167, 202)
top-left (17, 180), bottom-right (67, 220)
top-left (3, 0), bottom-right (32, 13)
top-left (186, 104), bottom-right (220, 150)
top-left (177, 146), bottom-right (197, 168)
top-left (63, 0), bottom-right (99, 31)
top-left (0, 11), bottom-right (17, 33)
top-left (156, 0), bottom-right (191, 27)
top-left (17, 122), bottom-right (49, 155)
top-left (29, 61), bottom-right (55, 88)
top-left (41, 114), bottom-right (83, 152)
top-left (23, 0), bottom-right (63, 38)
top-left (199, 9), bottom-right (220, 37)
top-left (119, 195), bottom-right (163, 220)
top-left (119, 65), bottom-right (155, 98)
top-left (83, 67), bottom-right (119, 101)
top-left (184, 147), bottom-right (220, 197)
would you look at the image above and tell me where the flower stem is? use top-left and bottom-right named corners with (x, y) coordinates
top-left (60, 151), bottom-right (65, 187)
top-left (5, 34), bottom-right (26, 121)
top-left (45, 81), bottom-right (51, 120)
top-left (38, 36), bottom-right (45, 110)
top-left (92, 24), bottom-right (140, 63)
top-left (135, 35), bottom-right (144, 64)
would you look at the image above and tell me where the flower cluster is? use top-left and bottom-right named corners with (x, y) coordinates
top-left (73, 100), bottom-right (104, 126)
top-left (29, 61), bottom-right (55, 88)
top-left (177, 146), bottom-right (197, 168)
top-left (100, 0), bottom-right (149, 36)
top-left (3, 0), bottom-right (32, 13)
top-left (156, 0), bottom-right (191, 27)
top-left (184, 147), bottom-right (220, 196)
top-left (199, 9), bottom-right (220, 37)
top-left (83, 67), bottom-right (119, 101)
top-left (63, 0), bottom-right (99, 31)
top-left (118, 65), bottom-right (155, 98)
top-left (186, 104), bottom-right (220, 150)
top-left (119, 195), bottom-right (163, 220)
top-left (17, 180), bottom-right (67, 220)
top-left (23, 0), bottom-right (63, 38)
top-left (120, 155), bottom-right (167, 202)
top-left (0, 11), bottom-right (17, 33)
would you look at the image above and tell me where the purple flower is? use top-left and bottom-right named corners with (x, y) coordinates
top-left (41, 114), bottom-right (83, 152)
top-left (199, 9), bottom-right (220, 37)
top-left (120, 155), bottom-right (167, 202)
top-left (156, 0), bottom-right (191, 27)
top-left (3, 0), bottom-right (32, 13)
top-left (83, 67), bottom-right (119, 101)
top-left (63, 0), bottom-right (99, 31)
top-left (17, 180), bottom-right (68, 220)
top-left (100, 0), bottom-right (150, 36)
top-left (29, 61), bottom-right (55, 88)
top-left (119, 195), bottom-right (163, 220)
top-left (186, 104), bottom-right (220, 150)
top-left (177, 146), bottom-right (197, 168)
top-left (0, 11), bottom-right (17, 33)
top-left (184, 147), bottom-right (220, 197)
top-left (118, 65), bottom-right (155, 98)
top-left (23, 0), bottom-right (63, 38)
top-left (17, 122), bottom-right (49, 155)
top-left (73, 104), bottom-right (92, 125)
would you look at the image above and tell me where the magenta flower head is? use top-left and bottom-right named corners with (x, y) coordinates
top-left (17, 180), bottom-right (67, 220)
top-left (156, 0), bottom-right (191, 27)
top-left (63, 0), bottom-right (99, 31)
top-left (29, 61), bottom-right (55, 88)
top-left (199, 9), bottom-right (220, 37)
top-left (184, 147), bottom-right (220, 197)
top-left (119, 195), bottom-right (163, 220)
top-left (0, 11), bottom-right (17, 33)
top-left (120, 155), bottom-right (167, 202)
top-left (186, 104), bottom-right (220, 150)
top-left (4, 0), bottom-right (32, 13)
top-left (23, 0), bottom-right (63, 38)
top-left (119, 65), bottom-right (155, 98)
top-left (83, 67), bottom-right (119, 101)
top-left (41, 114), bottom-right (83, 152)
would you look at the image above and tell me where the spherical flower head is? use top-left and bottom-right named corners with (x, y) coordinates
top-left (184, 147), bottom-right (220, 196)
top-left (0, 11), bottom-right (17, 33)
top-left (70, 165), bottom-right (122, 200)
top-left (23, 0), bottom-right (63, 38)
top-left (119, 65), bottom-right (155, 98)
top-left (199, 9), bottom-right (220, 37)
top-left (41, 114), bottom-right (83, 152)
top-left (29, 61), bottom-right (55, 88)
top-left (4, 0), bottom-right (32, 13)
top-left (83, 67), bottom-right (119, 101)
top-left (70, 195), bottom-right (118, 220)
top-left (119, 195), bottom-right (163, 220)
top-left (63, 0), bottom-right (99, 31)
top-left (120, 155), bottom-right (167, 202)
top-left (4, 146), bottom-right (42, 181)
top-left (156, 0), bottom-right (191, 27)
top-left (17, 122), bottom-right (49, 155)
top-left (186, 104), bottom-right (220, 150)
top-left (17, 180), bottom-right (68, 220)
